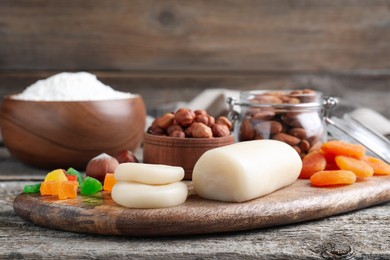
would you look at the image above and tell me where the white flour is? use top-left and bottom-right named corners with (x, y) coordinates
top-left (13, 72), bottom-right (133, 101)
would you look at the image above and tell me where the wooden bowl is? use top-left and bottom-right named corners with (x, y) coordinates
top-left (0, 95), bottom-right (146, 169)
top-left (143, 133), bottom-right (235, 180)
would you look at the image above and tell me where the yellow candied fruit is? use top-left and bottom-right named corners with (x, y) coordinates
top-left (44, 169), bottom-right (68, 182)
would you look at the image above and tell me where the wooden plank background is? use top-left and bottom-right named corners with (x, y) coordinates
top-left (0, 0), bottom-right (389, 117)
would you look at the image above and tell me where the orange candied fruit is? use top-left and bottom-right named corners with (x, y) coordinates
top-left (40, 181), bottom-right (61, 196)
top-left (103, 173), bottom-right (116, 192)
top-left (310, 170), bottom-right (357, 187)
top-left (58, 181), bottom-right (79, 200)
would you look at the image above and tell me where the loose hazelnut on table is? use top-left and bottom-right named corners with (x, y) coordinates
top-left (115, 150), bottom-right (139, 163)
top-left (86, 153), bottom-right (119, 183)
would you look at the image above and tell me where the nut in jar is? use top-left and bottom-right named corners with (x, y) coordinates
top-left (228, 89), bottom-right (327, 157)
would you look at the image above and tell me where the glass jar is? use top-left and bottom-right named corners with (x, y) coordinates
top-left (228, 89), bottom-right (326, 157)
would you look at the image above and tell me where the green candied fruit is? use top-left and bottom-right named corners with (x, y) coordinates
top-left (23, 183), bottom-right (41, 193)
top-left (80, 177), bottom-right (102, 195)
top-left (66, 167), bottom-right (84, 186)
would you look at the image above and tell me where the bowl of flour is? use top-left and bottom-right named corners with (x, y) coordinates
top-left (0, 72), bottom-right (146, 169)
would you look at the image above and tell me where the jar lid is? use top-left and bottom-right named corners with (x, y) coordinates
top-left (324, 97), bottom-right (390, 164)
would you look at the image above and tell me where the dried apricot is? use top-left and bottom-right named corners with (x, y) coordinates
top-left (320, 150), bottom-right (340, 170)
top-left (335, 155), bottom-right (374, 178)
top-left (310, 170), bottom-right (356, 187)
top-left (363, 156), bottom-right (390, 175)
top-left (299, 152), bottom-right (327, 179)
top-left (321, 140), bottom-right (365, 159)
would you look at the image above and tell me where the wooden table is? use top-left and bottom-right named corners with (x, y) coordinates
top-left (1, 146), bottom-right (389, 259)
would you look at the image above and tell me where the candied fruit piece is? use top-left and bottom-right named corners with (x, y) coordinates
top-left (80, 177), bottom-right (102, 195)
top-left (103, 173), bottom-right (116, 192)
top-left (58, 181), bottom-right (78, 200)
top-left (23, 183), bottom-right (41, 193)
top-left (66, 167), bottom-right (84, 186)
top-left (44, 169), bottom-right (68, 182)
top-left (40, 181), bottom-right (61, 196)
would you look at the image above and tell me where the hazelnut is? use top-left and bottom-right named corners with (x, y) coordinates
top-left (216, 116), bottom-right (232, 130)
top-left (191, 122), bottom-right (213, 138)
top-left (175, 108), bottom-right (195, 127)
top-left (147, 125), bottom-right (166, 136)
top-left (167, 124), bottom-right (183, 135)
top-left (86, 153), bottom-right (119, 182)
top-left (156, 112), bottom-right (175, 129)
top-left (169, 130), bottom-right (185, 138)
top-left (212, 124), bottom-right (230, 137)
top-left (115, 150), bottom-right (139, 163)
top-left (194, 109), bottom-right (207, 116)
top-left (207, 115), bottom-right (215, 127)
top-left (184, 124), bottom-right (195, 137)
top-left (194, 114), bottom-right (209, 125)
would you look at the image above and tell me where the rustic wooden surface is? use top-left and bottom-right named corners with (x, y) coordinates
top-left (1, 0), bottom-right (389, 71)
top-left (0, 147), bottom-right (390, 258)
top-left (0, 1), bottom-right (390, 256)
top-left (13, 176), bottom-right (390, 237)
top-left (0, 1), bottom-right (390, 118)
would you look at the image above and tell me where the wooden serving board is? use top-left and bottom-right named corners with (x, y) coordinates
top-left (13, 176), bottom-right (390, 236)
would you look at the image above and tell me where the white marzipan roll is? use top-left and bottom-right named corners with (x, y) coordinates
top-left (115, 163), bottom-right (184, 185)
top-left (192, 140), bottom-right (302, 202)
top-left (111, 182), bottom-right (188, 209)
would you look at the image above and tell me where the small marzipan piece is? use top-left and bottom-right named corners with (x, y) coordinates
top-left (111, 182), bottom-right (188, 208)
top-left (192, 139), bottom-right (302, 202)
top-left (115, 163), bottom-right (185, 185)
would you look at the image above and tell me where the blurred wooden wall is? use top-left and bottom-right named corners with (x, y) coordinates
top-left (0, 0), bottom-right (389, 117)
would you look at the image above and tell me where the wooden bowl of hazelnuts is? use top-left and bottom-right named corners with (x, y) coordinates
top-left (143, 108), bottom-right (235, 180)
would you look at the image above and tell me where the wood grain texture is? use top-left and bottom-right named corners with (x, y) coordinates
top-left (1, 181), bottom-right (389, 258)
top-left (0, 96), bottom-right (146, 169)
top-left (1, 71), bottom-right (390, 119)
top-left (143, 133), bottom-right (235, 179)
top-left (0, 0), bottom-right (389, 72)
top-left (13, 176), bottom-right (390, 237)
